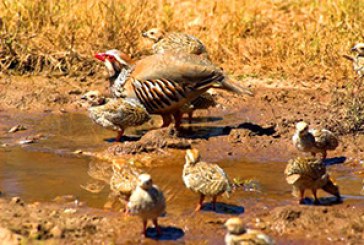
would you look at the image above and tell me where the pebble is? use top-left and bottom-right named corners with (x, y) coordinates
top-left (68, 89), bottom-right (82, 95)
top-left (64, 208), bottom-right (77, 214)
top-left (50, 226), bottom-right (63, 239)
top-left (18, 139), bottom-right (35, 145)
top-left (73, 149), bottom-right (83, 154)
top-left (10, 197), bottom-right (24, 206)
top-left (8, 125), bottom-right (27, 133)
top-left (53, 195), bottom-right (77, 203)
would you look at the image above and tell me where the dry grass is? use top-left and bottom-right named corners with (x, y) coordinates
top-left (0, 0), bottom-right (363, 81)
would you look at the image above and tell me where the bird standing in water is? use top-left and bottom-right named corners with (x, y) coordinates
top-left (81, 90), bottom-right (150, 142)
top-left (127, 174), bottom-right (166, 237)
top-left (182, 149), bottom-right (231, 211)
top-left (292, 121), bottom-right (339, 159)
top-left (285, 157), bottom-right (341, 204)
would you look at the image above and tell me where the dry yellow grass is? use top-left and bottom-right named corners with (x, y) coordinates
top-left (0, 0), bottom-right (363, 82)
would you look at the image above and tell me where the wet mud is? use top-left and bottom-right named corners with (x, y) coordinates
top-left (1, 77), bottom-right (364, 244)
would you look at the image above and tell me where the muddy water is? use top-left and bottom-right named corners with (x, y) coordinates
top-left (0, 112), bottom-right (363, 212)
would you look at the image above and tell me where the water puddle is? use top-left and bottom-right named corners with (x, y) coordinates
top-left (0, 112), bottom-right (363, 211)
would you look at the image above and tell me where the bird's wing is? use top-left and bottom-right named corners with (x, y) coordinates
top-left (133, 53), bottom-right (224, 88)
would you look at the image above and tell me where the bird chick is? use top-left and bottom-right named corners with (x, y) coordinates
top-left (108, 162), bottom-right (142, 213)
top-left (183, 149), bottom-right (231, 211)
top-left (224, 217), bottom-right (275, 245)
top-left (350, 43), bottom-right (364, 78)
top-left (292, 121), bottom-right (338, 159)
top-left (285, 157), bottom-right (341, 204)
top-left (81, 91), bottom-right (150, 142)
top-left (127, 174), bottom-right (166, 237)
top-left (142, 28), bottom-right (208, 57)
top-left (180, 90), bottom-right (217, 124)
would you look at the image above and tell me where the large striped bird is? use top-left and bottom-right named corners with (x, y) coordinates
top-left (94, 49), bottom-right (251, 129)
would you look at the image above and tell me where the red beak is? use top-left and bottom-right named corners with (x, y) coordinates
top-left (94, 53), bottom-right (106, 62)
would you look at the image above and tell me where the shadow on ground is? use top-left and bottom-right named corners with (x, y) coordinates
top-left (300, 196), bottom-right (342, 206)
top-left (178, 122), bottom-right (277, 140)
top-left (146, 226), bottom-right (184, 240)
top-left (201, 202), bottom-right (245, 214)
top-left (323, 156), bottom-right (346, 166)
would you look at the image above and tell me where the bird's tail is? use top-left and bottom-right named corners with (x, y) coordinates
top-left (322, 177), bottom-right (341, 200)
top-left (342, 54), bottom-right (355, 61)
top-left (216, 77), bottom-right (254, 96)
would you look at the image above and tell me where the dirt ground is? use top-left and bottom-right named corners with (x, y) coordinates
top-left (1, 74), bottom-right (364, 244)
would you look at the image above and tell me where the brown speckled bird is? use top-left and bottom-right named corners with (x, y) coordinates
top-left (183, 149), bottom-right (231, 211)
top-left (180, 90), bottom-right (217, 123)
top-left (127, 174), bottom-right (166, 237)
top-left (284, 157), bottom-right (341, 204)
top-left (292, 121), bottom-right (339, 159)
top-left (95, 49), bottom-right (250, 129)
top-left (142, 28), bottom-right (208, 57)
top-left (224, 217), bottom-right (275, 245)
top-left (350, 43), bottom-right (364, 78)
top-left (108, 162), bottom-right (142, 214)
top-left (81, 90), bottom-right (150, 141)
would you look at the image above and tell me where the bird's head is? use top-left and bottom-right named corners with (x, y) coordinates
top-left (185, 149), bottom-right (201, 165)
top-left (142, 28), bottom-right (165, 42)
top-left (295, 121), bottom-right (309, 134)
top-left (138, 174), bottom-right (153, 190)
top-left (224, 217), bottom-right (246, 235)
top-left (94, 49), bottom-right (133, 78)
top-left (351, 43), bottom-right (364, 56)
top-left (81, 90), bottom-right (105, 106)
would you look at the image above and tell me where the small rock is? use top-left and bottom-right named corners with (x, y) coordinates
top-left (10, 197), bottom-right (24, 206)
top-left (50, 226), bottom-right (63, 239)
top-left (73, 149), bottom-right (83, 154)
top-left (8, 125), bottom-right (27, 133)
top-left (29, 227), bottom-right (39, 239)
top-left (53, 195), bottom-right (76, 203)
top-left (64, 208), bottom-right (77, 214)
top-left (0, 227), bottom-right (24, 245)
top-left (59, 108), bottom-right (67, 113)
top-left (255, 222), bottom-right (267, 230)
top-left (68, 89), bottom-right (82, 95)
top-left (18, 139), bottom-right (34, 145)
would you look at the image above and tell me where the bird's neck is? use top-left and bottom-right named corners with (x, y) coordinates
top-left (298, 130), bottom-right (309, 137)
top-left (109, 67), bottom-right (132, 86)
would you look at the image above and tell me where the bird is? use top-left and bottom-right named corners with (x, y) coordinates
top-left (141, 28), bottom-right (208, 57)
top-left (180, 90), bottom-right (217, 124)
top-left (292, 121), bottom-right (339, 159)
top-left (224, 217), bottom-right (275, 245)
top-left (94, 49), bottom-right (251, 129)
top-left (344, 43), bottom-right (364, 78)
top-left (108, 162), bottom-right (142, 214)
top-left (284, 157), bottom-right (341, 204)
top-left (81, 90), bottom-right (150, 142)
top-left (182, 148), bottom-right (231, 211)
top-left (127, 174), bottom-right (166, 237)
top-left (141, 28), bottom-right (218, 123)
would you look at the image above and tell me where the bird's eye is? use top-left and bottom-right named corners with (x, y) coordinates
top-left (106, 55), bottom-right (115, 61)
top-left (150, 32), bottom-right (154, 35)
top-left (90, 95), bottom-right (95, 99)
